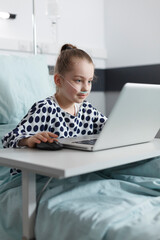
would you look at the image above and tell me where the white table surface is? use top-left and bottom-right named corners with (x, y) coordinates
top-left (1, 139), bottom-right (160, 240)
top-left (1, 139), bottom-right (160, 178)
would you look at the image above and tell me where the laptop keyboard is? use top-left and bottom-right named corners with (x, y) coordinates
top-left (73, 139), bottom-right (97, 145)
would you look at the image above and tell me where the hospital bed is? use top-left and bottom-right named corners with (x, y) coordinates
top-left (0, 54), bottom-right (160, 240)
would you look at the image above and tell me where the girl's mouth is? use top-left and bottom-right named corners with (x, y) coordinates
top-left (78, 93), bottom-right (88, 98)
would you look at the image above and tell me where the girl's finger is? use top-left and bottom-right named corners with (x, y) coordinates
top-left (40, 132), bottom-right (58, 142)
top-left (47, 132), bottom-right (58, 138)
top-left (34, 134), bottom-right (48, 142)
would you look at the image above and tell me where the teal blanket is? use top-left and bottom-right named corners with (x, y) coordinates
top-left (35, 158), bottom-right (160, 240)
top-left (1, 157), bottom-right (159, 240)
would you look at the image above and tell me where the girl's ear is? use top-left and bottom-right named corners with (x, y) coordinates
top-left (54, 74), bottom-right (62, 88)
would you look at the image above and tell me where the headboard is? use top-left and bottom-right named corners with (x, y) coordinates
top-left (0, 54), bottom-right (55, 124)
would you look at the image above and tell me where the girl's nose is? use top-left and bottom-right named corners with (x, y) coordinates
top-left (82, 82), bottom-right (89, 92)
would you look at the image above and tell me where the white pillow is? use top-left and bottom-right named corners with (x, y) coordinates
top-left (0, 55), bottom-right (55, 124)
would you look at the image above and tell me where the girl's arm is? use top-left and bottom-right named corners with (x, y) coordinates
top-left (2, 99), bottom-right (57, 148)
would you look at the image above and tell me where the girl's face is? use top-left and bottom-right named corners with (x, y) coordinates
top-left (58, 58), bottom-right (94, 104)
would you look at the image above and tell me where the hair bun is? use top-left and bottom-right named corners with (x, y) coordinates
top-left (61, 44), bottom-right (77, 52)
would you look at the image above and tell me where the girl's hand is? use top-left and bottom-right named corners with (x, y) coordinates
top-left (19, 132), bottom-right (58, 148)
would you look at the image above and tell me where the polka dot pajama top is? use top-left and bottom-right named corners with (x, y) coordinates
top-left (2, 95), bottom-right (107, 149)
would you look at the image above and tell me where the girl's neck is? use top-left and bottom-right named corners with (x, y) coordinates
top-left (55, 93), bottom-right (75, 116)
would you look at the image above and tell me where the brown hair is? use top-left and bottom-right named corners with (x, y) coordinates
top-left (54, 43), bottom-right (94, 75)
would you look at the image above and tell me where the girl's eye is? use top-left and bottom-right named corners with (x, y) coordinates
top-left (76, 79), bottom-right (81, 83)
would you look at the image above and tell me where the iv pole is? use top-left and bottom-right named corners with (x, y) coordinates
top-left (32, 0), bottom-right (37, 55)
top-left (32, 0), bottom-right (60, 55)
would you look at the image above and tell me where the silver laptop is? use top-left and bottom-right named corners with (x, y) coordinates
top-left (59, 83), bottom-right (160, 151)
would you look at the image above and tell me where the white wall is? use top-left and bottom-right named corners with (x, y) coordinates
top-left (104, 0), bottom-right (160, 68)
top-left (103, 0), bottom-right (160, 116)
top-left (0, 0), bottom-right (107, 114)
top-left (2, 0), bottom-right (160, 69)
top-left (0, 0), bottom-right (107, 68)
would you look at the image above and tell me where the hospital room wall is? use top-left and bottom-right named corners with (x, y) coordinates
top-left (0, 0), bottom-right (106, 67)
top-left (0, 0), bottom-right (107, 115)
top-left (104, 0), bottom-right (160, 116)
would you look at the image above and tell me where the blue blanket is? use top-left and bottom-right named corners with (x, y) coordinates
top-left (35, 158), bottom-right (160, 240)
top-left (1, 157), bottom-right (160, 240)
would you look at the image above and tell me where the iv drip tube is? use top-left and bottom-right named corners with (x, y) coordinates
top-left (32, 0), bottom-right (37, 55)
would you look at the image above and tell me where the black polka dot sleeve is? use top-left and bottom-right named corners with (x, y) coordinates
top-left (2, 97), bottom-right (107, 148)
top-left (2, 97), bottom-right (55, 148)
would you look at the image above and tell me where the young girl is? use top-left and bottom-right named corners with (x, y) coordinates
top-left (2, 44), bottom-right (107, 150)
